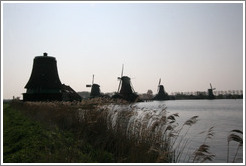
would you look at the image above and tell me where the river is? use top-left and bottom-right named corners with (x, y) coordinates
top-left (133, 99), bottom-right (244, 163)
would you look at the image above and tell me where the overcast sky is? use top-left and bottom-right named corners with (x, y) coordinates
top-left (2, 2), bottom-right (244, 99)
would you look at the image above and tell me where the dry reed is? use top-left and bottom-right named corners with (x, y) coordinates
top-left (8, 99), bottom-right (242, 163)
top-left (227, 129), bottom-right (243, 163)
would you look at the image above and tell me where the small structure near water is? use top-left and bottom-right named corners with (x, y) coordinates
top-left (86, 75), bottom-right (102, 98)
top-left (23, 53), bottom-right (81, 101)
top-left (208, 83), bottom-right (216, 99)
top-left (112, 65), bottom-right (139, 102)
top-left (61, 84), bottom-right (82, 101)
top-left (153, 78), bottom-right (169, 100)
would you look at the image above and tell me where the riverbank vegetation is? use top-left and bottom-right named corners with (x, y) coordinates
top-left (3, 99), bottom-right (243, 163)
top-left (3, 102), bottom-right (114, 163)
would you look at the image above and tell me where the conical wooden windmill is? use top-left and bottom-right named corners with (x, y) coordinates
top-left (23, 52), bottom-right (62, 101)
top-left (153, 78), bottom-right (169, 100)
top-left (23, 52), bottom-right (81, 101)
top-left (208, 83), bottom-right (216, 99)
top-left (112, 64), bottom-right (139, 102)
top-left (86, 74), bottom-right (101, 98)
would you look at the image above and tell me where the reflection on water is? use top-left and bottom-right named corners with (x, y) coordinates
top-left (134, 99), bottom-right (243, 163)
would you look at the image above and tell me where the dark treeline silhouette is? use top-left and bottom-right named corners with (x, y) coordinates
top-left (164, 91), bottom-right (243, 100)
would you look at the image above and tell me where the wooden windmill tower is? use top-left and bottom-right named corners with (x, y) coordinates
top-left (23, 53), bottom-right (63, 101)
top-left (112, 64), bottom-right (139, 102)
top-left (208, 83), bottom-right (216, 99)
top-left (153, 78), bottom-right (169, 100)
top-left (23, 53), bottom-right (81, 101)
top-left (86, 74), bottom-right (101, 98)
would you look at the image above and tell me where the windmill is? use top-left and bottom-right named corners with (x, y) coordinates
top-left (23, 52), bottom-right (81, 101)
top-left (153, 78), bottom-right (169, 100)
top-left (86, 74), bottom-right (101, 98)
top-left (112, 64), bottom-right (139, 102)
top-left (208, 83), bottom-right (216, 99)
top-left (23, 52), bottom-right (63, 101)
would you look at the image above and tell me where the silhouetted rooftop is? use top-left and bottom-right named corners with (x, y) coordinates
top-left (25, 53), bottom-right (62, 89)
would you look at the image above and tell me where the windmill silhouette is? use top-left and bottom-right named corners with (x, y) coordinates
top-left (86, 74), bottom-right (101, 98)
top-left (112, 64), bottom-right (139, 102)
top-left (208, 83), bottom-right (216, 99)
top-left (23, 52), bottom-right (81, 101)
top-left (153, 78), bottom-right (169, 100)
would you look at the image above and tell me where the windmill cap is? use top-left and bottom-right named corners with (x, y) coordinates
top-left (35, 53), bottom-right (56, 60)
top-left (92, 84), bottom-right (100, 87)
top-left (121, 76), bottom-right (130, 80)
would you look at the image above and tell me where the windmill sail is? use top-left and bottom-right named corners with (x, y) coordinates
top-left (117, 64), bottom-right (124, 92)
top-left (157, 78), bottom-right (161, 92)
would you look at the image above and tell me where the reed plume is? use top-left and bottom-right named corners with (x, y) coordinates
top-left (227, 129), bottom-right (243, 163)
top-left (192, 126), bottom-right (215, 163)
top-left (9, 99), bottom-right (242, 163)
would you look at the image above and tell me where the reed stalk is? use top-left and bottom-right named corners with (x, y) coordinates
top-left (227, 129), bottom-right (243, 163)
top-left (7, 99), bottom-right (243, 163)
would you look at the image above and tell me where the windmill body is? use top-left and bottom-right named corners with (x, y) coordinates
top-left (153, 79), bottom-right (169, 100)
top-left (112, 65), bottom-right (139, 102)
top-left (208, 83), bottom-right (216, 99)
top-left (90, 84), bottom-right (101, 97)
top-left (23, 53), bottom-right (81, 101)
top-left (86, 75), bottom-right (101, 98)
top-left (119, 76), bottom-right (134, 95)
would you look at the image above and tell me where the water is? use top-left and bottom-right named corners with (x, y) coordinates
top-left (133, 99), bottom-right (244, 163)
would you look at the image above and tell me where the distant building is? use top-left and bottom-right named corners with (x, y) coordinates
top-left (23, 53), bottom-right (81, 101)
top-left (61, 84), bottom-right (82, 101)
top-left (86, 75), bottom-right (102, 98)
top-left (112, 65), bottom-right (139, 102)
top-left (208, 83), bottom-right (216, 99)
top-left (153, 79), bottom-right (169, 100)
top-left (112, 76), bottom-right (139, 102)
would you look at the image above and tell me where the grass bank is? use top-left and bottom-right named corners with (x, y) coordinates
top-left (3, 102), bottom-right (114, 163)
top-left (4, 99), bottom-right (172, 163)
top-left (3, 99), bottom-right (243, 163)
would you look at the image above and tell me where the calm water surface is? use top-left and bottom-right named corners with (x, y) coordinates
top-left (134, 99), bottom-right (244, 163)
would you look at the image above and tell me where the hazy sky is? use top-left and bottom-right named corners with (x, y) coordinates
top-left (2, 2), bottom-right (244, 99)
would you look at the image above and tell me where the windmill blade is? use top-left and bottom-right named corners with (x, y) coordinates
top-left (86, 84), bottom-right (92, 87)
top-left (117, 64), bottom-right (124, 92)
top-left (121, 64), bottom-right (124, 77)
top-left (92, 74), bottom-right (94, 85)
top-left (210, 83), bottom-right (212, 89)
top-left (157, 78), bottom-right (161, 92)
top-left (130, 82), bottom-right (135, 93)
top-left (117, 80), bottom-right (122, 92)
